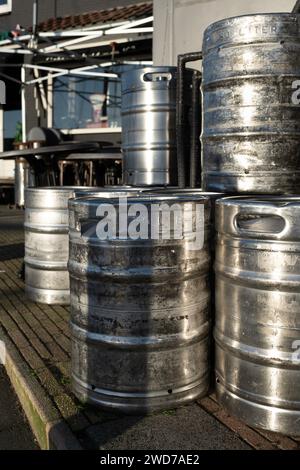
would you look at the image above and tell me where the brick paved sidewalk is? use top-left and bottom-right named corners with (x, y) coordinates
top-left (0, 206), bottom-right (299, 450)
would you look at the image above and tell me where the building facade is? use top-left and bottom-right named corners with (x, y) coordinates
top-left (0, 1), bottom-right (141, 30)
top-left (0, 0), bottom-right (153, 164)
top-left (153, 0), bottom-right (295, 66)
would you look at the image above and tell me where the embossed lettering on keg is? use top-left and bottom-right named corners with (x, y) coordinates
top-left (69, 194), bottom-right (211, 413)
top-left (202, 14), bottom-right (300, 193)
top-left (215, 196), bottom-right (300, 435)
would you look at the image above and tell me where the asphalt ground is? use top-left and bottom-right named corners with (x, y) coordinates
top-left (0, 365), bottom-right (38, 450)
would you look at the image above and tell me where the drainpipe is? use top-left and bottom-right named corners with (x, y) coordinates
top-left (176, 51), bottom-right (202, 188)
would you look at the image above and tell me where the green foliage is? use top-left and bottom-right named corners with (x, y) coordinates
top-left (14, 121), bottom-right (22, 143)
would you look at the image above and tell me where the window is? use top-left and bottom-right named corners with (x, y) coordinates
top-left (53, 64), bottom-right (141, 131)
top-left (0, 0), bottom-right (12, 14)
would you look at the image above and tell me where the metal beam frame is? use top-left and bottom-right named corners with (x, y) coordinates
top-left (38, 21), bottom-right (129, 37)
top-left (0, 16), bottom-right (153, 56)
top-left (0, 48), bottom-right (33, 55)
top-left (0, 34), bottom-right (32, 47)
top-left (0, 14), bottom-right (153, 142)
top-left (25, 64), bottom-right (118, 86)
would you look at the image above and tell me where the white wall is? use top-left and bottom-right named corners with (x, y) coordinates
top-left (0, 160), bottom-right (14, 182)
top-left (153, 0), bottom-right (296, 66)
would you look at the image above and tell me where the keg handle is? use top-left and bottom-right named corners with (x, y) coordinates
top-left (233, 212), bottom-right (287, 238)
top-left (141, 72), bottom-right (173, 82)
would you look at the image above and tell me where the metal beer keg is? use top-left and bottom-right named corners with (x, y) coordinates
top-left (215, 196), bottom-right (300, 435)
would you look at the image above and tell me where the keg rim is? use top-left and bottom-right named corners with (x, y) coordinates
top-left (123, 65), bottom-right (178, 74)
top-left (70, 193), bottom-right (210, 206)
top-left (121, 65), bottom-right (195, 77)
top-left (75, 187), bottom-right (146, 192)
top-left (121, 65), bottom-right (195, 90)
top-left (145, 188), bottom-right (225, 196)
top-left (25, 186), bottom-right (101, 193)
top-left (25, 186), bottom-right (148, 192)
top-left (204, 12), bottom-right (299, 35)
top-left (216, 195), bottom-right (300, 207)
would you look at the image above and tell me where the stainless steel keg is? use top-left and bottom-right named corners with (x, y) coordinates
top-left (122, 67), bottom-right (192, 187)
top-left (202, 14), bottom-right (300, 193)
top-left (144, 188), bottom-right (224, 228)
top-left (25, 187), bottom-right (88, 305)
top-left (69, 193), bottom-right (211, 413)
top-left (25, 187), bottom-right (145, 305)
top-left (15, 158), bottom-right (35, 208)
top-left (215, 196), bottom-right (300, 435)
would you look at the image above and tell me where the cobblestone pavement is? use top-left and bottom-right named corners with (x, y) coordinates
top-left (0, 206), bottom-right (299, 450)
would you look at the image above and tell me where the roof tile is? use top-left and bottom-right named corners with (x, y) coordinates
top-left (36, 2), bottom-right (153, 32)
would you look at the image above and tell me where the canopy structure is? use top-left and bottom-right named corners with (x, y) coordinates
top-left (0, 2), bottom-right (153, 141)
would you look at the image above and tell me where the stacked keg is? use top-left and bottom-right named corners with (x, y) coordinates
top-left (24, 186), bottom-right (144, 305)
top-left (22, 13), bottom-right (300, 433)
top-left (202, 13), bottom-right (300, 435)
top-left (25, 186), bottom-right (81, 305)
top-left (68, 193), bottom-right (211, 412)
top-left (24, 186), bottom-right (214, 413)
top-left (122, 67), bottom-right (193, 186)
top-left (202, 13), bottom-right (300, 194)
top-left (214, 197), bottom-right (300, 435)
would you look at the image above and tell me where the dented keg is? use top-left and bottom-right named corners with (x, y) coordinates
top-left (69, 194), bottom-right (211, 413)
top-left (215, 196), bottom-right (300, 435)
top-left (202, 14), bottom-right (300, 193)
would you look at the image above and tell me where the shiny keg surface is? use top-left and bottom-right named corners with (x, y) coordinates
top-left (24, 186), bottom-right (139, 305)
top-left (25, 187), bottom-right (78, 305)
top-left (15, 159), bottom-right (35, 207)
top-left (122, 67), bottom-right (192, 187)
top-left (202, 14), bottom-right (300, 193)
top-left (144, 188), bottom-right (224, 230)
top-left (69, 194), bottom-right (211, 413)
top-left (215, 196), bottom-right (300, 435)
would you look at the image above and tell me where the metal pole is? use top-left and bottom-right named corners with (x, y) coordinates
top-left (32, 0), bottom-right (38, 38)
top-left (0, 105), bottom-right (4, 153)
top-left (190, 70), bottom-right (202, 188)
top-left (21, 66), bottom-right (27, 143)
top-left (176, 51), bottom-right (202, 188)
top-left (47, 74), bottom-right (53, 128)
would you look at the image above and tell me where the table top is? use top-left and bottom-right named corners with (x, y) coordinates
top-left (0, 142), bottom-right (100, 160)
top-left (63, 152), bottom-right (122, 161)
